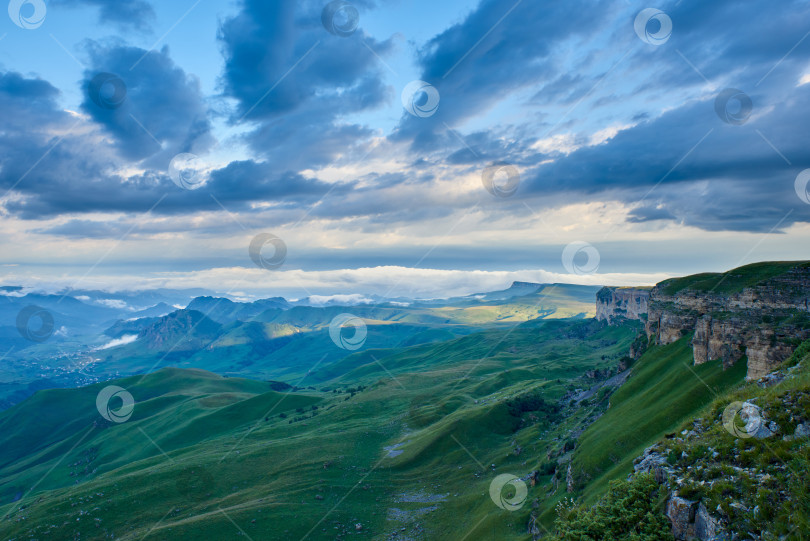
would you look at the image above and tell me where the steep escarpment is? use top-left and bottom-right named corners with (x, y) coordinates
top-left (644, 262), bottom-right (810, 380)
top-left (595, 287), bottom-right (650, 324)
top-left (553, 330), bottom-right (810, 540)
top-left (630, 341), bottom-right (810, 540)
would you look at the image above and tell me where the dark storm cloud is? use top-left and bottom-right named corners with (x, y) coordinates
top-left (390, 0), bottom-right (616, 151)
top-left (401, 0), bottom-right (810, 232)
top-left (626, 205), bottom-right (678, 224)
top-left (4, 157), bottom-right (337, 220)
top-left (0, 72), bottom-right (67, 129)
top-left (0, 67), bottom-right (336, 220)
top-left (218, 0), bottom-right (393, 169)
top-left (4, 0), bottom-right (810, 238)
top-left (516, 0), bottom-right (810, 232)
top-left (80, 43), bottom-right (214, 166)
top-left (51, 0), bottom-right (156, 31)
top-left (0, 71), bottom-right (81, 204)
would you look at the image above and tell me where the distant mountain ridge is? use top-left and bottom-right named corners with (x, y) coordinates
top-left (0, 281), bottom-right (595, 410)
top-left (137, 310), bottom-right (223, 351)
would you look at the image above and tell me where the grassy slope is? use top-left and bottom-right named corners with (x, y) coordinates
top-left (654, 342), bottom-right (810, 537)
top-left (568, 336), bottom-right (747, 508)
top-left (658, 260), bottom-right (810, 295)
top-left (0, 320), bottom-right (636, 541)
top-left (0, 369), bottom-right (321, 503)
top-left (549, 342), bottom-right (810, 539)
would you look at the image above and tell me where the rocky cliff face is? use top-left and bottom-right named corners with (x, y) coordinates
top-left (645, 264), bottom-right (810, 380)
top-left (595, 287), bottom-right (650, 324)
top-left (138, 309), bottom-right (222, 351)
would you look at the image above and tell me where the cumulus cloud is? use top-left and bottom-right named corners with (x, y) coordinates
top-left (1, 0), bottom-right (809, 283)
top-left (51, 0), bottom-right (156, 31)
top-left (218, 0), bottom-right (394, 170)
top-left (393, 0), bottom-right (810, 232)
top-left (80, 43), bottom-right (214, 165)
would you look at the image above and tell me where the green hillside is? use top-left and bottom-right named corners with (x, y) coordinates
top-left (2, 266), bottom-right (807, 540)
top-left (658, 260), bottom-right (810, 295)
top-left (569, 336), bottom-right (747, 505)
top-left (0, 318), bottom-right (636, 540)
top-left (549, 341), bottom-right (810, 539)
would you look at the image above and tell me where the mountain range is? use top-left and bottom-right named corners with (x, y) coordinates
top-left (0, 263), bottom-right (808, 540)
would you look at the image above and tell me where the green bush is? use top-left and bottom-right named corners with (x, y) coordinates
top-left (553, 474), bottom-right (673, 540)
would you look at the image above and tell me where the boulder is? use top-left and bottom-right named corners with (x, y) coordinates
top-left (695, 502), bottom-right (727, 540)
top-left (633, 445), bottom-right (671, 483)
top-left (666, 495), bottom-right (698, 539)
top-left (667, 495), bottom-right (727, 540)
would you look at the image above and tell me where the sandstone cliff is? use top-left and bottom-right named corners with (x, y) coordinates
top-left (595, 287), bottom-right (650, 324)
top-left (644, 262), bottom-right (810, 380)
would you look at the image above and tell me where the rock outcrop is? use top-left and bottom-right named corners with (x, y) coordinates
top-left (666, 497), bottom-right (726, 541)
top-left (644, 263), bottom-right (810, 380)
top-left (595, 287), bottom-right (650, 324)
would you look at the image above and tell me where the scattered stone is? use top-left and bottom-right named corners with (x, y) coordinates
top-left (758, 371), bottom-right (785, 388)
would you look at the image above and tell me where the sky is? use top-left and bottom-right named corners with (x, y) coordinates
top-left (0, 0), bottom-right (809, 299)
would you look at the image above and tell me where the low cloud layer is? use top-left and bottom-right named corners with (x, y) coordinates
top-left (0, 265), bottom-right (671, 300)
